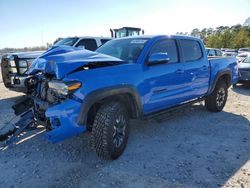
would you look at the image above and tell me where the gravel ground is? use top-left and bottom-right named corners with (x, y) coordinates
top-left (0, 69), bottom-right (249, 188)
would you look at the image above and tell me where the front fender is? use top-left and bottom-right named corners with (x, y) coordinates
top-left (77, 85), bottom-right (143, 125)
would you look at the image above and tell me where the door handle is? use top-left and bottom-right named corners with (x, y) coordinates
top-left (176, 69), bottom-right (184, 73)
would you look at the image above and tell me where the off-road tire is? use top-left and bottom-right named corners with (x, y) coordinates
top-left (92, 102), bottom-right (129, 160)
top-left (205, 80), bottom-right (228, 112)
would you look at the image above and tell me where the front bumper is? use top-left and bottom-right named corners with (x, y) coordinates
top-left (44, 99), bottom-right (86, 143)
top-left (10, 74), bottom-right (27, 87)
top-left (7, 74), bottom-right (29, 93)
top-left (1, 55), bottom-right (29, 92)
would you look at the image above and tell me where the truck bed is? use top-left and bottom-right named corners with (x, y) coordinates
top-left (208, 56), bottom-right (238, 86)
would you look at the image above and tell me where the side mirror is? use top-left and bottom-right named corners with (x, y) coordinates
top-left (147, 53), bottom-right (170, 65)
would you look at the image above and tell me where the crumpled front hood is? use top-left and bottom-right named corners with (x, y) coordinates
top-left (27, 45), bottom-right (123, 79)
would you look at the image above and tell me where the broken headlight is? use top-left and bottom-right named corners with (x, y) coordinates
top-left (48, 81), bottom-right (81, 96)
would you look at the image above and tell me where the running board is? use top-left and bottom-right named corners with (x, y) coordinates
top-left (143, 98), bottom-right (205, 120)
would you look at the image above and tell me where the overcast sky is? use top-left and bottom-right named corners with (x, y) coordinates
top-left (0, 0), bottom-right (249, 48)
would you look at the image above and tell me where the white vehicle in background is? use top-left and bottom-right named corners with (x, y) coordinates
top-left (238, 48), bottom-right (250, 54)
top-left (53, 36), bottom-right (111, 50)
top-left (236, 52), bottom-right (248, 63)
top-left (206, 48), bottom-right (223, 57)
top-left (236, 52), bottom-right (250, 85)
top-left (222, 49), bottom-right (238, 57)
top-left (1, 36), bottom-right (111, 92)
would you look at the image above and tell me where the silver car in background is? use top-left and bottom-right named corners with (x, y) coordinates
top-left (238, 48), bottom-right (249, 54)
top-left (237, 52), bottom-right (250, 84)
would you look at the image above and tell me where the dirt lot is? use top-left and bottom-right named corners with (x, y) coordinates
top-left (0, 70), bottom-right (249, 188)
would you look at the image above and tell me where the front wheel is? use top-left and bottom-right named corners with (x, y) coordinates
top-left (92, 102), bottom-right (130, 160)
top-left (205, 81), bottom-right (228, 112)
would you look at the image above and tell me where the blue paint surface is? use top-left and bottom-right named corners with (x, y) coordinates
top-left (28, 35), bottom-right (238, 143)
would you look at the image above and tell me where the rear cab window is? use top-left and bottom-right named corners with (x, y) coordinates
top-left (180, 39), bottom-right (203, 61)
top-left (149, 39), bottom-right (179, 63)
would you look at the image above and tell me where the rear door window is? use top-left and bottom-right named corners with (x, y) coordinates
top-left (180, 40), bottom-right (203, 61)
top-left (149, 39), bottom-right (179, 63)
top-left (75, 39), bottom-right (98, 51)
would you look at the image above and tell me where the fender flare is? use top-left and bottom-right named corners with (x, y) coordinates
top-left (209, 70), bottom-right (232, 94)
top-left (77, 85), bottom-right (143, 125)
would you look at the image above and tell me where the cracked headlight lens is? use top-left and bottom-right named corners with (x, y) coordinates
top-left (48, 81), bottom-right (81, 96)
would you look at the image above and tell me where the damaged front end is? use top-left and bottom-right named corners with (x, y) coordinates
top-left (6, 46), bottom-right (123, 145)
top-left (11, 73), bottom-right (86, 144)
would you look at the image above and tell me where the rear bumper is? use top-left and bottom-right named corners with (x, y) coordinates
top-left (44, 99), bottom-right (86, 143)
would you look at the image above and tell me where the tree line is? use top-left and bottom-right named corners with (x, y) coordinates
top-left (0, 45), bottom-right (49, 54)
top-left (177, 24), bottom-right (250, 49)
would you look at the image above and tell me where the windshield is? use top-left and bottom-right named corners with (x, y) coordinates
top-left (96, 38), bottom-right (149, 63)
top-left (54, 37), bottom-right (79, 46)
top-left (239, 48), bottom-right (249, 52)
top-left (225, 49), bottom-right (236, 53)
top-left (243, 55), bottom-right (250, 63)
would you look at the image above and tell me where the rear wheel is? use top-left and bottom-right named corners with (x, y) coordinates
top-left (92, 102), bottom-right (130, 160)
top-left (205, 81), bottom-right (228, 112)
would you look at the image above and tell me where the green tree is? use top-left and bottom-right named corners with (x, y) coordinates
top-left (232, 28), bottom-right (250, 48)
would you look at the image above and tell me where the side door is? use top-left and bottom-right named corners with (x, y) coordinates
top-left (143, 39), bottom-right (191, 114)
top-left (75, 39), bottom-right (98, 51)
top-left (179, 39), bottom-right (210, 98)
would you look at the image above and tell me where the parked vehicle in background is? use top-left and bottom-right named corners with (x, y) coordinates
top-left (223, 49), bottom-right (238, 57)
top-left (53, 36), bottom-right (111, 50)
top-left (1, 51), bottom-right (44, 92)
top-left (110, 27), bottom-right (144, 38)
top-left (238, 48), bottom-right (250, 54)
top-left (10, 35), bottom-right (238, 159)
top-left (1, 37), bottom-right (111, 92)
top-left (206, 48), bottom-right (223, 57)
top-left (236, 52), bottom-right (250, 84)
top-left (236, 52), bottom-right (248, 63)
top-left (221, 48), bottom-right (229, 52)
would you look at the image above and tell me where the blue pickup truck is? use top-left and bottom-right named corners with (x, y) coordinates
top-left (11, 35), bottom-right (238, 159)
